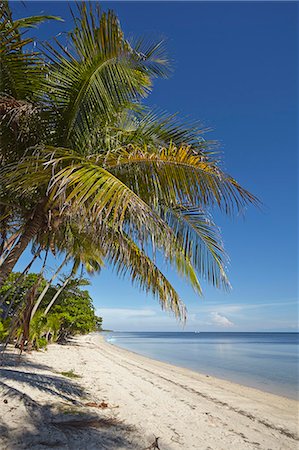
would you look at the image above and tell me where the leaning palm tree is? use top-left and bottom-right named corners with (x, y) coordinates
top-left (0, 0), bottom-right (60, 275)
top-left (44, 276), bottom-right (90, 316)
top-left (30, 223), bottom-right (105, 320)
top-left (0, 2), bottom-right (258, 320)
top-left (0, 2), bottom-right (171, 282)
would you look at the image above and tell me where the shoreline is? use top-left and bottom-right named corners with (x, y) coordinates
top-left (1, 333), bottom-right (298, 449)
top-left (104, 333), bottom-right (297, 401)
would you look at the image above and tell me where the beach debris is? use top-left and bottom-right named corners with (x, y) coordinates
top-left (145, 436), bottom-right (161, 449)
top-left (84, 401), bottom-right (109, 408)
top-left (59, 370), bottom-right (81, 379)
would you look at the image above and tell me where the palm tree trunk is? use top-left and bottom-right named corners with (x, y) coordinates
top-left (44, 276), bottom-right (71, 316)
top-left (18, 250), bottom-right (48, 351)
top-left (30, 256), bottom-right (68, 320)
top-left (20, 281), bottom-right (41, 352)
top-left (0, 231), bottom-right (20, 265)
top-left (0, 204), bottom-right (45, 288)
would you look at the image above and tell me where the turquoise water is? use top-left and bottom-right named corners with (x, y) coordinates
top-left (105, 332), bottom-right (299, 399)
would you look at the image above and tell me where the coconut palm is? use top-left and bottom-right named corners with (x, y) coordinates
top-left (0, 2), bottom-right (258, 320)
top-left (0, 1), bottom-right (171, 282)
top-left (0, 1), bottom-right (60, 276)
top-left (30, 223), bottom-right (105, 320)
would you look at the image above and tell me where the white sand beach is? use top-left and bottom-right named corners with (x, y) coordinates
top-left (0, 333), bottom-right (298, 450)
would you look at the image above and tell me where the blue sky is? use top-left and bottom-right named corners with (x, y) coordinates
top-left (12, 2), bottom-right (298, 332)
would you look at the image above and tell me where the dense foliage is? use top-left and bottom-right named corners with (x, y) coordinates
top-left (0, 272), bottom-right (102, 349)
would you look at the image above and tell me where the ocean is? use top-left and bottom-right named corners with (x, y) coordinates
top-left (105, 332), bottom-right (299, 399)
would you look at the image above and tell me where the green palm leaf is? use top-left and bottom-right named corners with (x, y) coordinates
top-left (80, 107), bottom-right (212, 156)
top-left (104, 231), bottom-right (186, 319)
top-left (43, 3), bottom-right (169, 148)
top-left (0, 2), bottom-right (59, 99)
top-left (2, 146), bottom-right (203, 296)
top-left (160, 204), bottom-right (230, 290)
top-left (14, 15), bottom-right (62, 30)
top-left (89, 143), bottom-right (258, 215)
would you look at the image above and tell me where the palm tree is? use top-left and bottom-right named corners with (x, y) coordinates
top-left (0, 2), bottom-right (258, 320)
top-left (30, 224), bottom-right (105, 320)
top-left (0, 2), bottom-right (171, 283)
top-left (44, 276), bottom-right (90, 316)
top-left (0, 1), bottom-right (60, 277)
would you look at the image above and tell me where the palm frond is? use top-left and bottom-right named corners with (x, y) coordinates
top-left (43, 2), bottom-right (169, 149)
top-left (105, 231), bottom-right (186, 319)
top-left (93, 143), bottom-right (259, 215)
top-left (59, 223), bottom-right (104, 274)
top-left (0, 2), bottom-right (58, 99)
top-left (2, 144), bottom-right (204, 294)
top-left (160, 204), bottom-right (230, 290)
top-left (82, 108), bottom-right (212, 155)
top-left (14, 15), bottom-right (62, 30)
top-left (129, 37), bottom-right (170, 79)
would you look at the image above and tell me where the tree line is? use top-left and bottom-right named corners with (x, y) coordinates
top-left (0, 272), bottom-right (102, 350)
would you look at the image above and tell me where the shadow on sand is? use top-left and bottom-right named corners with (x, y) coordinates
top-left (0, 351), bottom-right (148, 450)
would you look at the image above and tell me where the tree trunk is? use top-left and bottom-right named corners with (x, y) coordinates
top-left (30, 256), bottom-right (68, 320)
top-left (19, 280), bottom-right (41, 352)
top-left (17, 250), bottom-right (48, 352)
top-left (0, 204), bottom-right (45, 288)
top-left (0, 230), bottom-right (20, 265)
top-left (44, 276), bottom-right (70, 316)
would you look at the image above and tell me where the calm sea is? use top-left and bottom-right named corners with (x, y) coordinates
top-left (105, 332), bottom-right (299, 399)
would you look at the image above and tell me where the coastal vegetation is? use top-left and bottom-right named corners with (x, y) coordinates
top-left (0, 1), bottom-right (257, 349)
top-left (0, 271), bottom-right (102, 349)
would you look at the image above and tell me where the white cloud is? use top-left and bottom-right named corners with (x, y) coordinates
top-left (96, 302), bottom-right (297, 332)
top-left (210, 312), bottom-right (234, 328)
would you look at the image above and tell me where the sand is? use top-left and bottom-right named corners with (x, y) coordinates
top-left (0, 333), bottom-right (298, 450)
